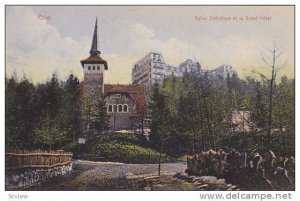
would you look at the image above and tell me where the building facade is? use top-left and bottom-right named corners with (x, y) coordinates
top-left (131, 52), bottom-right (166, 86)
top-left (131, 52), bottom-right (202, 87)
top-left (103, 84), bottom-right (146, 131)
top-left (81, 19), bottom-right (146, 132)
top-left (132, 53), bottom-right (238, 88)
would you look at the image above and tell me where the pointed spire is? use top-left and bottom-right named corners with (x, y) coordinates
top-left (90, 17), bottom-right (101, 56)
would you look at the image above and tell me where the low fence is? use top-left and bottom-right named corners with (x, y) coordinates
top-left (5, 149), bottom-right (73, 190)
top-left (6, 149), bottom-right (73, 170)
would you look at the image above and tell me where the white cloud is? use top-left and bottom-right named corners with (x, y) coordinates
top-left (6, 7), bottom-right (294, 84)
top-left (6, 7), bottom-right (89, 83)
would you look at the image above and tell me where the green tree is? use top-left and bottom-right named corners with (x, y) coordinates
top-left (5, 76), bottom-right (36, 149)
top-left (149, 83), bottom-right (172, 175)
top-left (32, 111), bottom-right (67, 151)
top-left (63, 73), bottom-right (82, 142)
top-left (90, 97), bottom-right (110, 134)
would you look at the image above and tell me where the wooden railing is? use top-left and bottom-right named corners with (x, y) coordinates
top-left (5, 149), bottom-right (73, 170)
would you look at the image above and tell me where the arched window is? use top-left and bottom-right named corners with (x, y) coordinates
top-left (93, 66), bottom-right (95, 70)
top-left (123, 105), bottom-right (128, 112)
top-left (118, 105), bottom-right (123, 112)
top-left (97, 66), bottom-right (100, 70)
top-left (108, 105), bottom-right (113, 113)
top-left (88, 66), bottom-right (91, 70)
top-left (113, 105), bottom-right (118, 113)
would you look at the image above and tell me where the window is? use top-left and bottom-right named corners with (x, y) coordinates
top-left (118, 105), bottom-right (123, 112)
top-left (97, 66), bottom-right (100, 70)
top-left (93, 66), bottom-right (95, 70)
top-left (108, 105), bottom-right (113, 113)
top-left (115, 94), bottom-right (121, 98)
top-left (113, 105), bottom-right (118, 113)
top-left (123, 105), bottom-right (128, 112)
top-left (88, 66), bottom-right (91, 70)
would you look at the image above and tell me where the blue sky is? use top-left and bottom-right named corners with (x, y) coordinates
top-left (6, 6), bottom-right (294, 83)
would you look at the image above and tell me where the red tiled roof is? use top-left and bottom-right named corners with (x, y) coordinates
top-left (104, 84), bottom-right (147, 112)
top-left (81, 55), bottom-right (106, 62)
top-left (80, 55), bottom-right (108, 70)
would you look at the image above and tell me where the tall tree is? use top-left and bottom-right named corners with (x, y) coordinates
top-left (253, 42), bottom-right (286, 149)
top-left (90, 97), bottom-right (110, 134)
top-left (5, 76), bottom-right (36, 149)
top-left (149, 83), bottom-right (172, 176)
top-left (63, 73), bottom-right (82, 142)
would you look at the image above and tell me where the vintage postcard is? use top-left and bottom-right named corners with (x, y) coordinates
top-left (5, 5), bottom-right (295, 195)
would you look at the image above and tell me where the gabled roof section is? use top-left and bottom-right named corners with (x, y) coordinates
top-left (104, 84), bottom-right (147, 112)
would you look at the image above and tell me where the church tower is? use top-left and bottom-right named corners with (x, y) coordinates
top-left (80, 18), bottom-right (108, 97)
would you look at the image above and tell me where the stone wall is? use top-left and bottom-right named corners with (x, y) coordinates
top-left (5, 163), bottom-right (73, 190)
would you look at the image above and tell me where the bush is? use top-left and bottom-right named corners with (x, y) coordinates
top-left (74, 133), bottom-right (175, 163)
top-left (62, 142), bottom-right (78, 152)
top-left (89, 142), bottom-right (174, 164)
top-left (94, 133), bottom-right (149, 147)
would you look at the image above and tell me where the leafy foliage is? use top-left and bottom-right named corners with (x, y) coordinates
top-left (90, 142), bottom-right (172, 163)
top-left (149, 73), bottom-right (295, 157)
top-left (79, 133), bottom-right (173, 163)
top-left (5, 73), bottom-right (83, 151)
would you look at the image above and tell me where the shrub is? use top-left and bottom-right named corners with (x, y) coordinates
top-left (89, 142), bottom-right (174, 164)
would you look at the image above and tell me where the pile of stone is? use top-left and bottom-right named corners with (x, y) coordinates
top-left (5, 164), bottom-right (73, 190)
top-left (174, 172), bottom-right (241, 191)
top-left (186, 149), bottom-right (295, 190)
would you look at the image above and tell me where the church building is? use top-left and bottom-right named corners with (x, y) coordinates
top-left (80, 18), bottom-right (147, 132)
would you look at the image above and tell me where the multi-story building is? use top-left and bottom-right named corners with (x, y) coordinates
top-left (132, 53), bottom-right (238, 89)
top-left (131, 52), bottom-right (166, 86)
top-left (132, 52), bottom-right (202, 87)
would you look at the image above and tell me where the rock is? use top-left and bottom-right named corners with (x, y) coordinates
top-left (192, 177), bottom-right (203, 182)
top-left (174, 172), bottom-right (180, 177)
top-left (197, 184), bottom-right (209, 189)
top-left (187, 176), bottom-right (196, 182)
top-left (176, 172), bottom-right (189, 180)
top-left (214, 179), bottom-right (228, 189)
top-left (144, 186), bottom-right (152, 191)
top-left (226, 184), bottom-right (232, 188)
top-left (227, 185), bottom-right (238, 191)
top-left (215, 179), bottom-right (226, 185)
top-left (194, 181), bottom-right (202, 186)
top-left (12, 175), bottom-right (20, 183)
top-left (197, 176), bottom-right (218, 185)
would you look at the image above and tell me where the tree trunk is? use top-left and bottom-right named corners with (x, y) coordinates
top-left (203, 97), bottom-right (215, 149)
top-left (266, 48), bottom-right (276, 149)
top-left (158, 140), bottom-right (163, 176)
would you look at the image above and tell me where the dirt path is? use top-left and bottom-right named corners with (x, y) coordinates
top-left (27, 160), bottom-right (189, 190)
top-left (27, 160), bottom-right (240, 191)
